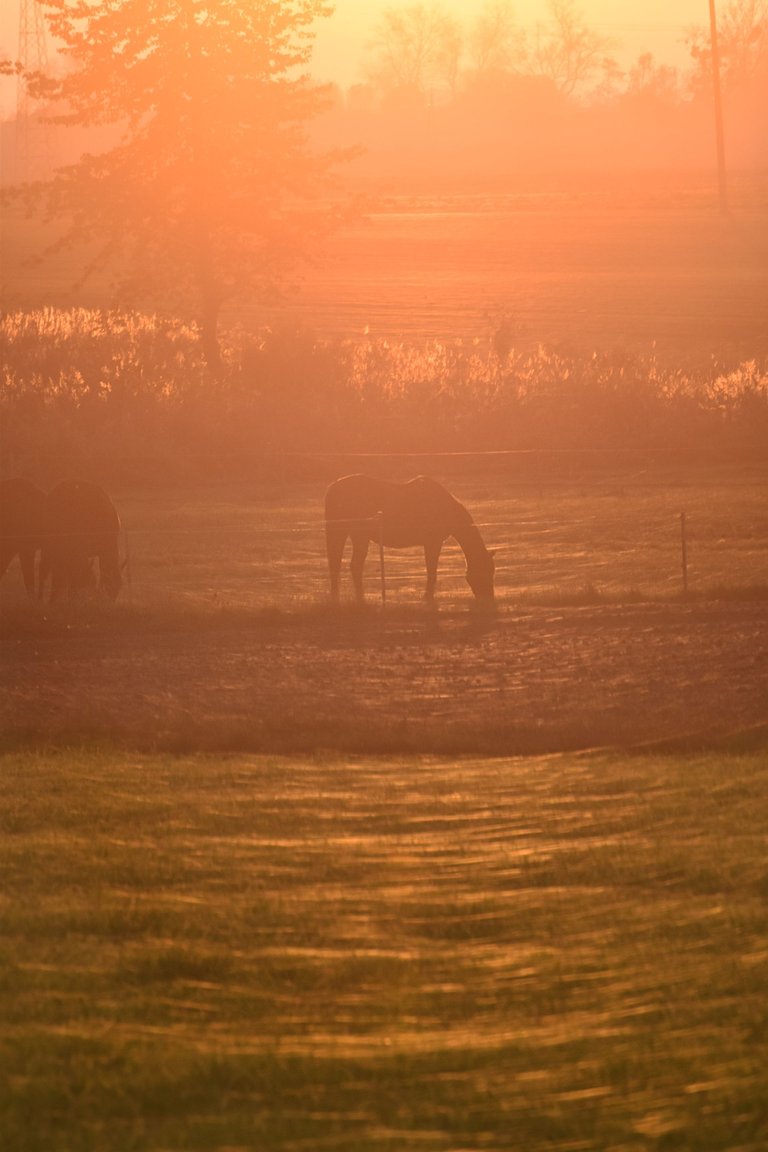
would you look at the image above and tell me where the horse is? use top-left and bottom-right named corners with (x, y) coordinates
top-left (324, 474), bottom-right (495, 604)
top-left (0, 477), bottom-right (48, 597)
top-left (39, 480), bottom-right (123, 602)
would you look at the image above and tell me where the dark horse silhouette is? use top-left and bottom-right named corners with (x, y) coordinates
top-left (0, 477), bottom-right (47, 596)
top-left (40, 480), bottom-right (123, 602)
top-left (325, 474), bottom-right (495, 603)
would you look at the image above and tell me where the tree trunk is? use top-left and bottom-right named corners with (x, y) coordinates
top-left (196, 226), bottom-right (223, 373)
top-left (200, 294), bottom-right (223, 373)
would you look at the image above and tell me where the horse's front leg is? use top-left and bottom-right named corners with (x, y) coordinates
top-left (424, 539), bottom-right (442, 602)
top-left (350, 534), bottom-right (370, 602)
top-left (325, 524), bottom-right (346, 601)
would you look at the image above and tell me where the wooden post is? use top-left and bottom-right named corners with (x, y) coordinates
top-left (680, 511), bottom-right (688, 597)
top-left (377, 511), bottom-right (386, 605)
top-left (122, 525), bottom-right (133, 602)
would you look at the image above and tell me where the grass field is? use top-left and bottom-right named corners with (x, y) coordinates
top-left (2, 747), bottom-right (767, 1151)
top-left (3, 467), bottom-right (766, 612)
top-left (3, 173), bottom-right (768, 1149)
top-left (4, 177), bottom-right (768, 365)
top-left (125, 467), bottom-right (768, 607)
top-left (2, 482), bottom-right (767, 1150)
top-left (2, 471), bottom-right (768, 754)
top-left (284, 178), bottom-right (768, 364)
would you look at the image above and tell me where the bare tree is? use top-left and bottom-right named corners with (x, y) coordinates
top-left (626, 53), bottom-right (680, 104)
top-left (688, 0), bottom-right (768, 91)
top-left (530, 0), bottom-right (615, 99)
top-left (469, 1), bottom-right (526, 75)
top-left (365, 3), bottom-right (463, 102)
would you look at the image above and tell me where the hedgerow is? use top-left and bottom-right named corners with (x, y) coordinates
top-left (2, 308), bottom-right (767, 481)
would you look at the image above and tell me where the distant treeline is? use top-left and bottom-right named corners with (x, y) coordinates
top-left (3, 73), bottom-right (765, 189)
top-left (313, 80), bottom-right (767, 188)
top-left (1, 308), bottom-right (767, 483)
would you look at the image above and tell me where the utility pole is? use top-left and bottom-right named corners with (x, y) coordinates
top-left (15, 0), bottom-right (53, 181)
top-left (708, 0), bottom-right (728, 215)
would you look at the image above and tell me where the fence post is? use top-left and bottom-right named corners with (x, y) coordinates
top-left (377, 511), bottom-right (386, 605)
top-left (122, 525), bottom-right (133, 602)
top-left (680, 511), bottom-right (688, 597)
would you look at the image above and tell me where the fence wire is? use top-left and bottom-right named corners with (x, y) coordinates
top-left (111, 503), bottom-right (768, 608)
top-left (3, 484), bottom-right (766, 607)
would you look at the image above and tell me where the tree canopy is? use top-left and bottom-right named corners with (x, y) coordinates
top-left (17, 0), bottom-right (342, 364)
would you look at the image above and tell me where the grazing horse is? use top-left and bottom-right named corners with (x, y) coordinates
top-left (325, 474), bottom-right (495, 604)
top-left (0, 477), bottom-right (48, 597)
top-left (40, 480), bottom-right (123, 602)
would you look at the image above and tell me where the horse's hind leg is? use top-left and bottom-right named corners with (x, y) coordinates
top-left (424, 539), bottom-right (442, 602)
top-left (19, 546), bottom-right (37, 597)
top-left (325, 524), bottom-right (348, 601)
top-left (350, 535), bottom-right (370, 602)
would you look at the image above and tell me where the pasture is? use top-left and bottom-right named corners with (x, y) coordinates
top-left (4, 464), bottom-right (767, 612)
top-left (3, 174), bottom-right (768, 1149)
top-left (2, 478), bottom-right (768, 1151)
top-left (1, 746), bottom-right (767, 1151)
top-left (2, 469), bottom-right (767, 754)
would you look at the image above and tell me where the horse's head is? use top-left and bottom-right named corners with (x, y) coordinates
top-left (466, 548), bottom-right (496, 603)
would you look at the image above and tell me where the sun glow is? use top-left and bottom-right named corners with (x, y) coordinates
top-left (312, 0), bottom-right (709, 87)
top-left (0, 1), bottom-right (718, 116)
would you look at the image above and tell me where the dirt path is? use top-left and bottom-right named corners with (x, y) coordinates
top-left (2, 601), bottom-right (767, 754)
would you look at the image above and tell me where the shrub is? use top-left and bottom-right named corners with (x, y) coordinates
top-left (1, 308), bottom-right (766, 482)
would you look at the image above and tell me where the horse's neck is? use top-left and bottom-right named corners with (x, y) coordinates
top-left (452, 520), bottom-right (487, 562)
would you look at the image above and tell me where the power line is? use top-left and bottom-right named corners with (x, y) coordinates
top-left (708, 0), bottom-right (729, 215)
top-left (15, 0), bottom-right (53, 181)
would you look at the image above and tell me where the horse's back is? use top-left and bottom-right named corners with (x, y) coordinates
top-left (404, 475), bottom-right (467, 515)
top-left (325, 474), bottom-right (395, 519)
top-left (325, 474), bottom-right (470, 544)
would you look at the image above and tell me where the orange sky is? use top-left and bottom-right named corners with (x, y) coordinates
top-left (1, 1), bottom-right (711, 118)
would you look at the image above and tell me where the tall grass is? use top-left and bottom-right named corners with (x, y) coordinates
top-left (2, 307), bottom-right (768, 482)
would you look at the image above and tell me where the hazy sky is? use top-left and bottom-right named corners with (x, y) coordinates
top-left (313, 0), bottom-right (708, 85)
top-left (1, 1), bottom-right (711, 117)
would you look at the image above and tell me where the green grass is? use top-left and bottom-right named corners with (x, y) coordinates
top-left (1, 748), bottom-right (767, 1150)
